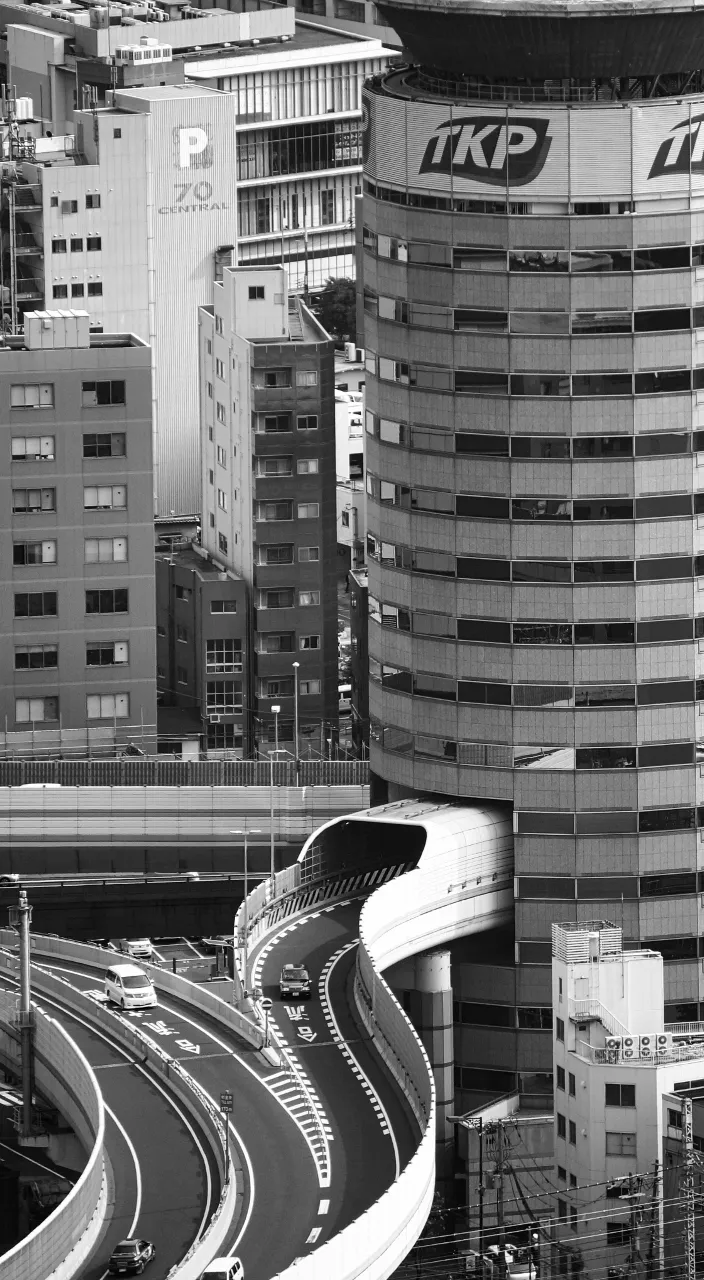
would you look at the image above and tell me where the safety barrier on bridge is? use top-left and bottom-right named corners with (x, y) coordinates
top-left (238, 799), bottom-right (514, 1280)
top-left (0, 758), bottom-right (369, 788)
top-left (0, 984), bottom-right (106, 1280)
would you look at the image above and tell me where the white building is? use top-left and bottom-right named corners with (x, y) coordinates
top-left (186, 37), bottom-right (392, 291)
top-left (552, 921), bottom-right (704, 1277)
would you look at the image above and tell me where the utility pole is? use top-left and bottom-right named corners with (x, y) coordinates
top-left (645, 1160), bottom-right (660, 1280)
top-left (496, 1119), bottom-right (505, 1248)
top-left (683, 1097), bottom-right (696, 1280)
top-left (9, 889), bottom-right (34, 1139)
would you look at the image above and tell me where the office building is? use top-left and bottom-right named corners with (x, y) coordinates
top-left (551, 920), bottom-right (704, 1273)
top-left (155, 542), bottom-right (247, 756)
top-left (362, 0), bottom-right (704, 1106)
top-left (199, 264), bottom-right (337, 753)
top-left (185, 34), bottom-right (392, 292)
top-left (0, 309), bottom-right (156, 756)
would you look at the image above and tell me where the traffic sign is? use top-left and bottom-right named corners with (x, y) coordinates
top-left (260, 997), bottom-right (273, 1011)
top-left (220, 1091), bottom-right (233, 1114)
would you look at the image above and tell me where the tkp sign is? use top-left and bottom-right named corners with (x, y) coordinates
top-left (419, 115), bottom-right (552, 186)
top-left (649, 114), bottom-right (704, 178)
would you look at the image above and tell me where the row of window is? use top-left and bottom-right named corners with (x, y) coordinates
top-left (517, 807), bottom-right (704, 835)
top-left (12, 486), bottom-right (127, 513)
top-left (166, 591), bottom-right (237, 613)
top-left (367, 535), bottom-right (704, 584)
top-left (256, 458), bottom-right (320, 477)
top-left (251, 368), bottom-right (318, 389)
top-left (519, 872), bottom-right (704, 899)
top-left (256, 501), bottom-right (320, 522)
top-left (205, 681), bottom-right (242, 714)
top-left (13, 538), bottom-right (127, 566)
top-left (258, 676), bottom-right (321, 698)
top-left (362, 226), bottom-right (704, 274)
top-left (368, 477), bottom-right (704, 524)
top-left (51, 194), bottom-right (101, 212)
top-left (52, 282), bottom-right (103, 300)
top-left (372, 356), bottom-right (704, 398)
top-left (365, 292), bottom-right (704, 336)
top-left (367, 419), bottom-right (704, 460)
top-left (236, 120), bottom-right (362, 182)
top-left (372, 664), bottom-right (704, 708)
top-left (454, 1000), bottom-right (552, 1029)
top-left (258, 544), bottom-right (320, 565)
top-left (375, 728), bottom-right (700, 773)
top-left (16, 693), bottom-right (129, 724)
top-left (258, 588), bottom-right (321, 609)
top-left (11, 432), bottom-right (126, 461)
top-left (257, 632), bottom-right (320, 653)
top-left (14, 589), bottom-right (128, 617)
top-left (15, 641), bottom-right (127, 670)
top-left (558, 1115), bottom-right (635, 1156)
top-left (10, 381), bottom-right (125, 409)
top-left (252, 413), bottom-right (319, 433)
top-left (370, 603), bottom-right (704, 648)
top-left (52, 237), bottom-right (101, 253)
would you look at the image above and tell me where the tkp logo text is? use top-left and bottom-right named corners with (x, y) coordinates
top-left (174, 125), bottom-right (213, 171)
top-left (649, 114), bottom-right (704, 179)
top-left (419, 116), bottom-right (552, 186)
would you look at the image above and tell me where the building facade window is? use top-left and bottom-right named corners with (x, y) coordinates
top-left (85, 537), bottom-right (127, 563)
top-left (81, 381), bottom-right (125, 407)
top-left (85, 589), bottom-right (128, 614)
top-left (16, 696), bottom-right (58, 723)
top-left (86, 642), bottom-right (129, 666)
top-left (12, 488), bottom-right (55, 513)
top-left (13, 541), bottom-right (56, 566)
top-left (86, 692), bottom-right (129, 719)
top-left (83, 432), bottom-right (125, 458)
top-left (15, 644), bottom-right (57, 670)
top-left (210, 599), bottom-right (236, 613)
top-left (206, 681), bottom-right (243, 713)
top-left (14, 592), bottom-right (57, 617)
top-left (12, 436), bottom-right (54, 460)
top-left (206, 640), bottom-right (243, 673)
top-left (83, 485), bottom-right (126, 510)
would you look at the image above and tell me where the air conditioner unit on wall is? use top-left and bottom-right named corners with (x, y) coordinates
top-left (623, 1035), bottom-right (640, 1059)
top-left (657, 1033), bottom-right (674, 1052)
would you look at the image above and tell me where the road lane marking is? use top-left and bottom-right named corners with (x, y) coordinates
top-left (306, 1227), bottom-right (321, 1244)
top-left (321, 944), bottom-right (400, 1175)
top-left (318, 1199), bottom-right (329, 1215)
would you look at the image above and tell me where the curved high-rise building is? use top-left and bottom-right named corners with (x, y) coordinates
top-left (362, 1), bottom-right (704, 1106)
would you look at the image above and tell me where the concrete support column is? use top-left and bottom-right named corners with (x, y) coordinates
top-left (410, 949), bottom-right (454, 1195)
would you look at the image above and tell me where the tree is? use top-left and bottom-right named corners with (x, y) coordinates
top-left (315, 277), bottom-right (356, 343)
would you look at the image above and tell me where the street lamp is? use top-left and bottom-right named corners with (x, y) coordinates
top-left (269, 706), bottom-right (280, 886)
top-left (230, 826), bottom-right (261, 995)
top-left (292, 661), bottom-right (300, 767)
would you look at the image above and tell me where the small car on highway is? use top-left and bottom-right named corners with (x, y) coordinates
top-left (279, 963), bottom-right (311, 999)
top-left (199, 1257), bottom-right (244, 1279)
top-left (108, 1238), bottom-right (155, 1275)
top-left (118, 938), bottom-right (154, 960)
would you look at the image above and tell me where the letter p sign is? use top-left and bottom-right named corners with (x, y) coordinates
top-left (179, 127), bottom-right (209, 168)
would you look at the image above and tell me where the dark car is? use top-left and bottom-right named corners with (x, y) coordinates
top-left (279, 963), bottom-right (311, 999)
top-left (108, 1239), bottom-right (155, 1275)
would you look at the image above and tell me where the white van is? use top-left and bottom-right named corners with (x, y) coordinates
top-left (338, 684), bottom-right (352, 715)
top-left (199, 1260), bottom-right (244, 1280)
top-left (105, 963), bottom-right (157, 1010)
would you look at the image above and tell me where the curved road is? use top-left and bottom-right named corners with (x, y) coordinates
top-left (19, 895), bottom-right (420, 1279)
top-left (0, 969), bottom-right (219, 1280)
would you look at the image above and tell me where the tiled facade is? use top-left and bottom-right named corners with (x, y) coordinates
top-left (362, 68), bottom-right (704, 1103)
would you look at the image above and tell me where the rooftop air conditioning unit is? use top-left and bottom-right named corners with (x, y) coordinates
top-left (623, 1035), bottom-right (640, 1059)
top-left (605, 1036), bottom-right (622, 1053)
top-left (656, 1033), bottom-right (674, 1052)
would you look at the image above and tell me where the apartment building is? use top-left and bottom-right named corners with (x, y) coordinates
top-left (0, 310), bottom-right (156, 755)
top-left (199, 264), bottom-right (337, 752)
top-left (155, 542), bottom-right (248, 756)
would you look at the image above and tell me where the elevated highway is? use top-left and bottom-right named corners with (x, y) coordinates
top-left (0, 798), bottom-right (514, 1280)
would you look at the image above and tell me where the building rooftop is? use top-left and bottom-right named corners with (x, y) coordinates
top-left (155, 542), bottom-right (241, 583)
top-left (185, 34), bottom-right (393, 78)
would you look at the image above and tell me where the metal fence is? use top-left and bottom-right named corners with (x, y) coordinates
top-left (0, 758), bottom-right (369, 788)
